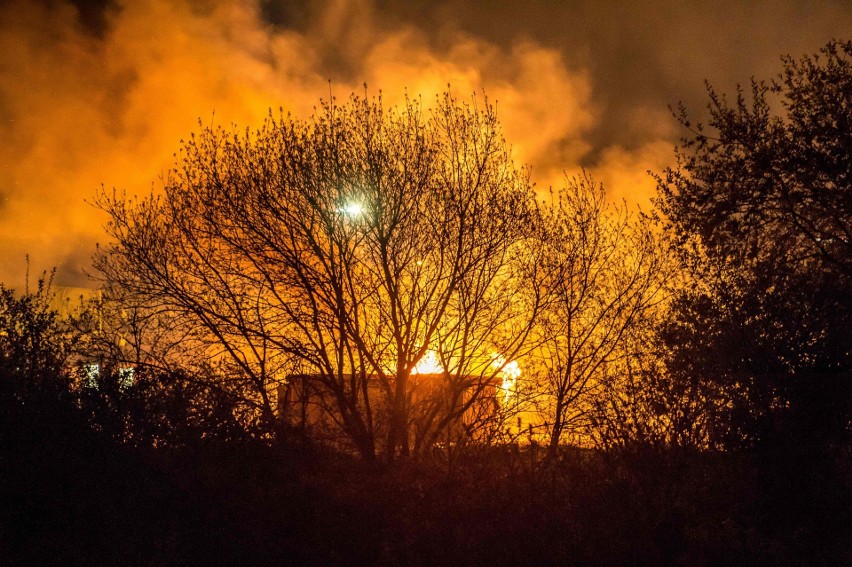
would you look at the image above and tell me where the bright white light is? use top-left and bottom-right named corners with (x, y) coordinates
top-left (492, 355), bottom-right (521, 403)
top-left (501, 360), bottom-right (521, 380)
top-left (83, 363), bottom-right (100, 389)
top-left (412, 350), bottom-right (444, 375)
top-left (118, 367), bottom-right (135, 391)
top-left (338, 202), bottom-right (364, 217)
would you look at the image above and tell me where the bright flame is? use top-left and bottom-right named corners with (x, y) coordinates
top-left (492, 355), bottom-right (521, 403)
top-left (412, 350), bottom-right (444, 375)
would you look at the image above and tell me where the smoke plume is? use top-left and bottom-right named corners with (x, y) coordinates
top-left (1, 0), bottom-right (849, 286)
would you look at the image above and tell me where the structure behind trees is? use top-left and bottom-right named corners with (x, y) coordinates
top-left (94, 92), bottom-right (548, 460)
top-left (88, 40), bottom-right (850, 461)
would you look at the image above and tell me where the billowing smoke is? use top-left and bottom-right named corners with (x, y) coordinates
top-left (1, 0), bottom-right (849, 286)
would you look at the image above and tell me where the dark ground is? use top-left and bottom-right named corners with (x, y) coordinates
top-left (1, 408), bottom-right (849, 566)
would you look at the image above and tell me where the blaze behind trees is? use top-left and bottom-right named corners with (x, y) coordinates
top-left (94, 92), bottom-right (549, 460)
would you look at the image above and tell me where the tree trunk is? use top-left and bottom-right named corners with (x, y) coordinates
top-left (386, 371), bottom-right (410, 460)
top-left (354, 433), bottom-right (376, 462)
top-left (546, 396), bottom-right (565, 462)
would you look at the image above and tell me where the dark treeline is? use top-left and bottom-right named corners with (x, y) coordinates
top-left (1, 41), bottom-right (850, 565)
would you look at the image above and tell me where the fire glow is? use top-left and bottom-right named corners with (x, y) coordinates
top-left (492, 355), bottom-right (521, 404)
top-left (411, 350), bottom-right (443, 375)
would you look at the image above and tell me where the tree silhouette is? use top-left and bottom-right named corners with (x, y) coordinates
top-left (531, 176), bottom-right (671, 457)
top-left (657, 40), bottom-right (852, 449)
top-left (0, 272), bottom-right (75, 420)
top-left (95, 92), bottom-right (544, 460)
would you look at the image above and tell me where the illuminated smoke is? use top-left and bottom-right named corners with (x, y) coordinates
top-left (2, 0), bottom-right (849, 287)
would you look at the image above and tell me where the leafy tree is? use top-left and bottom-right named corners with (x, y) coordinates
top-left (0, 273), bottom-right (75, 422)
top-left (657, 40), bottom-right (852, 449)
top-left (95, 92), bottom-right (544, 460)
top-left (71, 284), bottom-right (256, 446)
top-left (77, 363), bottom-right (252, 447)
top-left (585, 307), bottom-right (717, 452)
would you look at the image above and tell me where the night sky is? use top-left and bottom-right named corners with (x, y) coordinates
top-left (1, 0), bottom-right (850, 287)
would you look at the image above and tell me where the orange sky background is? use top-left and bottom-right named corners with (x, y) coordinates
top-left (1, 0), bottom-right (850, 288)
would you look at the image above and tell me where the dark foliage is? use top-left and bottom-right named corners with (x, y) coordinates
top-left (78, 364), bottom-right (256, 447)
top-left (1, 281), bottom-right (844, 564)
top-left (0, 276), bottom-right (74, 417)
top-left (657, 39), bottom-right (852, 450)
top-left (2, 439), bottom-right (848, 565)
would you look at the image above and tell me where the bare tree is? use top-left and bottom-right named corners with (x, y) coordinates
top-left (531, 175), bottom-right (670, 460)
top-left (95, 92), bottom-right (543, 460)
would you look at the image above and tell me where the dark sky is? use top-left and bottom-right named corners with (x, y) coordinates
top-left (1, 0), bottom-right (850, 287)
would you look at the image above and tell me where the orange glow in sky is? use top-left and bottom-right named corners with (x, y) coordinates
top-left (2, 0), bottom-right (849, 288)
